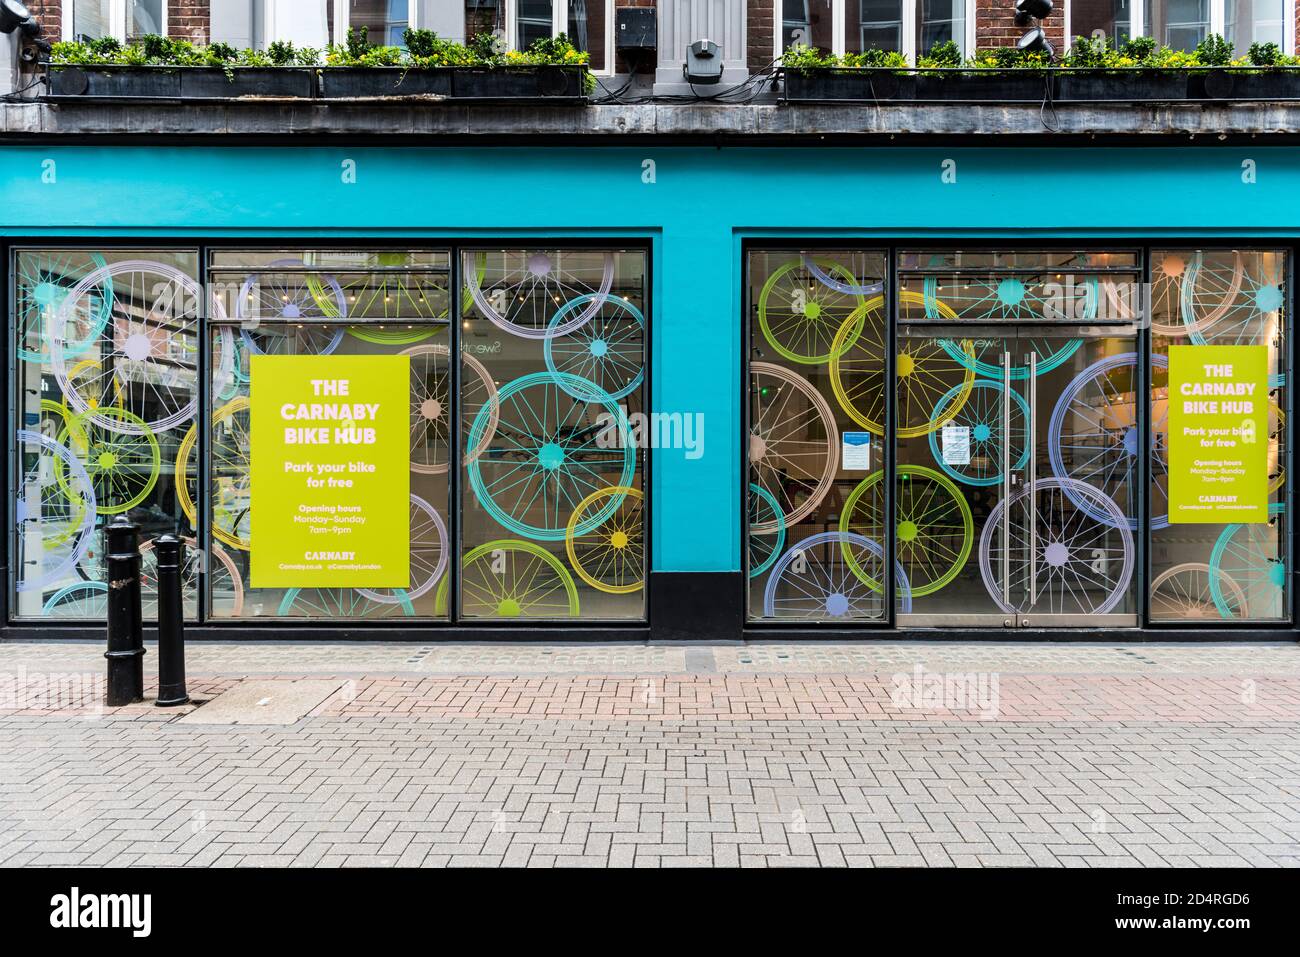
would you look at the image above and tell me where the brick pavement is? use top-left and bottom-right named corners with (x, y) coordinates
top-left (1, 640), bottom-right (1298, 867)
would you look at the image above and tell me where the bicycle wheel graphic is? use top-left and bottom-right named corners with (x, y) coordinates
top-left (341, 252), bottom-right (450, 343)
top-left (238, 259), bottom-right (346, 355)
top-left (544, 294), bottom-right (645, 400)
top-left (51, 260), bottom-right (224, 435)
top-left (401, 342), bottom-right (451, 474)
top-left (928, 380), bottom-right (1030, 486)
top-left (16, 250), bottom-right (111, 363)
top-left (438, 539), bottom-right (581, 618)
top-left (176, 396), bottom-right (250, 548)
top-left (16, 429), bottom-right (98, 594)
top-left (749, 362), bottom-right (837, 532)
top-left (1149, 250), bottom-right (1236, 337)
top-left (1150, 562), bottom-right (1246, 621)
top-left (801, 254), bottom-right (885, 296)
top-left (978, 477), bottom-right (1134, 615)
top-left (1209, 503), bottom-right (1286, 620)
top-left (42, 581), bottom-right (109, 618)
top-left (1185, 252), bottom-right (1288, 386)
top-left (747, 483), bottom-right (786, 579)
top-left (139, 537), bottom-right (245, 619)
top-left (830, 293), bottom-right (974, 437)
top-left (278, 588), bottom-right (415, 617)
top-left (926, 272), bottom-right (1098, 323)
top-left (758, 257), bottom-right (865, 364)
top-left (565, 486), bottom-right (643, 594)
top-left (57, 407), bottom-right (160, 515)
top-left (838, 465), bottom-right (973, 596)
top-left (1048, 353), bottom-right (1167, 530)
top-left (62, 358), bottom-right (124, 420)
top-left (357, 495), bottom-right (448, 604)
top-left (762, 531), bottom-right (911, 619)
top-left (465, 249), bottom-right (614, 339)
top-left (467, 372), bottom-right (633, 541)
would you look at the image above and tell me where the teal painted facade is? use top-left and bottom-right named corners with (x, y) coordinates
top-left (2, 144), bottom-right (1296, 574)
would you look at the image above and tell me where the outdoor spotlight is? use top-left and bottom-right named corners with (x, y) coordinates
top-left (0, 0), bottom-right (31, 34)
top-left (1017, 27), bottom-right (1054, 57)
top-left (1015, 0), bottom-right (1054, 20)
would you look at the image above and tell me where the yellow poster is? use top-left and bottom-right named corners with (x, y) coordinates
top-left (249, 354), bottom-right (410, 588)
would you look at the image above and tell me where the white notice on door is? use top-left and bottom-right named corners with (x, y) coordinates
top-left (941, 424), bottom-right (971, 465)
top-left (842, 432), bottom-right (871, 470)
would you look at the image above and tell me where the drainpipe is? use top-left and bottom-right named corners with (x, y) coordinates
top-left (0, 28), bottom-right (15, 96)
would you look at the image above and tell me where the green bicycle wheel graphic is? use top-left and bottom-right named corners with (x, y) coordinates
top-left (757, 257), bottom-right (865, 364)
top-left (837, 464), bottom-right (974, 596)
top-left (436, 539), bottom-right (581, 618)
top-left (56, 406), bottom-right (160, 514)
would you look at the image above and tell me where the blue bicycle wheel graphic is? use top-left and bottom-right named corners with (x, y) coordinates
top-left (1209, 503), bottom-right (1286, 619)
top-left (938, 335), bottom-right (1083, 380)
top-left (238, 259), bottom-right (346, 356)
top-left (42, 581), bottom-right (109, 617)
top-left (16, 430), bottom-right (98, 594)
top-left (928, 380), bottom-right (1031, 486)
top-left (762, 531), bottom-right (911, 619)
top-left (1185, 252), bottom-right (1287, 387)
top-left (467, 371), bottom-right (634, 541)
top-left (747, 483), bottom-right (786, 579)
top-left (277, 589), bottom-right (415, 617)
top-left (543, 293), bottom-right (645, 401)
top-left (1048, 352), bottom-right (1169, 530)
top-left (16, 251), bottom-right (111, 364)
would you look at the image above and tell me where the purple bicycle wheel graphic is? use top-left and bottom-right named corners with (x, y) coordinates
top-left (464, 249), bottom-right (614, 340)
top-left (762, 531), bottom-right (911, 620)
top-left (978, 477), bottom-right (1134, 615)
top-left (356, 494), bottom-right (447, 605)
top-left (237, 259), bottom-right (346, 355)
top-left (16, 430), bottom-right (98, 594)
top-left (1048, 352), bottom-right (1169, 530)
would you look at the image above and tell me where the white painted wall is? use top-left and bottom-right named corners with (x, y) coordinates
top-left (0, 29), bottom-right (16, 97)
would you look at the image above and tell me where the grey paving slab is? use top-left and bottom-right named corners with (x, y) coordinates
top-left (178, 680), bottom-right (345, 726)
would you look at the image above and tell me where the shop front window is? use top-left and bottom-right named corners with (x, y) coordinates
top-left (458, 248), bottom-right (647, 621)
top-left (1145, 0), bottom-right (1211, 51)
top-left (1148, 248), bottom-right (1290, 622)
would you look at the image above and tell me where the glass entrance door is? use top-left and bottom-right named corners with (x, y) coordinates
top-left (893, 326), bottom-right (1140, 628)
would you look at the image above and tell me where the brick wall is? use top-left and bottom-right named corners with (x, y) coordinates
top-left (975, 0), bottom-right (1064, 53)
top-left (749, 0), bottom-right (775, 71)
top-left (168, 0), bottom-right (211, 44)
top-left (25, 0), bottom-right (59, 40)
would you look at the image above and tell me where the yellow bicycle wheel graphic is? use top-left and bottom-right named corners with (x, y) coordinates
top-left (830, 291), bottom-right (974, 438)
top-left (758, 257), bottom-right (865, 364)
top-left (56, 406), bottom-right (160, 514)
top-left (838, 464), bottom-right (974, 597)
top-left (436, 540), bottom-right (581, 618)
top-left (177, 396), bottom-right (251, 550)
top-left (565, 486), bottom-right (644, 594)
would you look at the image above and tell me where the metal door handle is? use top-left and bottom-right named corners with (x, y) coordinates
top-left (1001, 350), bottom-right (1011, 607)
top-left (1027, 352), bottom-right (1037, 606)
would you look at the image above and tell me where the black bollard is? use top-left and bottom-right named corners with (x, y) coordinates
top-left (104, 517), bottom-right (145, 706)
top-left (153, 535), bottom-right (189, 707)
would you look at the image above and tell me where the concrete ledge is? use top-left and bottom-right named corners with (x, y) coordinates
top-left (5, 98), bottom-right (1300, 140)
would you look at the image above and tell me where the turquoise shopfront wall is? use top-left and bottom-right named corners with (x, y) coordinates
top-left (2, 144), bottom-right (1297, 575)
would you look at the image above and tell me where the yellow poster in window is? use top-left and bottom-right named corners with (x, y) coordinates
top-left (249, 354), bottom-right (410, 587)
top-left (1166, 344), bottom-right (1269, 524)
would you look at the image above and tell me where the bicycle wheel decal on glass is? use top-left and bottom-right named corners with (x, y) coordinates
top-left (402, 341), bottom-right (452, 475)
top-left (237, 259), bottom-right (347, 356)
top-left (757, 257), bottom-right (865, 364)
top-left (762, 531), bottom-right (911, 620)
top-left (928, 380), bottom-right (1030, 486)
top-left (749, 362), bottom-right (838, 531)
top-left (839, 465), bottom-right (974, 597)
top-left (544, 293), bottom-right (645, 400)
top-left (16, 250), bottom-right (111, 364)
top-left (16, 429), bottom-right (98, 594)
top-left (57, 407), bottom-right (160, 515)
top-left (978, 477), bottom-right (1134, 615)
top-left (1209, 503), bottom-right (1286, 620)
top-left (1150, 562), bottom-right (1245, 621)
top-left (442, 540), bottom-right (581, 619)
top-left (467, 371), bottom-right (634, 542)
top-left (747, 483), bottom-right (786, 579)
top-left (464, 249), bottom-right (614, 339)
top-left (356, 494), bottom-right (448, 604)
top-left (278, 588), bottom-right (415, 618)
top-left (565, 486), bottom-right (644, 594)
top-left (1048, 352), bottom-right (1166, 530)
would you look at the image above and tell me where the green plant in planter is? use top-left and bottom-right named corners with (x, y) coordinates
top-left (918, 40), bottom-right (962, 69)
top-left (780, 43), bottom-right (837, 71)
top-left (841, 47), bottom-right (908, 70)
top-left (1195, 33), bottom-right (1233, 66)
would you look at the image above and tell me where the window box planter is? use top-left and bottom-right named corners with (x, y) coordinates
top-left (317, 67), bottom-right (452, 98)
top-left (46, 65), bottom-right (316, 99)
top-left (449, 66), bottom-right (587, 100)
top-left (1190, 68), bottom-right (1300, 100)
top-left (1054, 71), bottom-right (1191, 101)
top-left (783, 69), bottom-right (1050, 103)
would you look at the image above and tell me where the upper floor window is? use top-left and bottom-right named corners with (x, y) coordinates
top-left (1069, 0), bottom-right (1294, 55)
top-left (65, 0), bottom-right (165, 42)
top-left (777, 0), bottom-right (975, 62)
top-left (466, 0), bottom-right (614, 72)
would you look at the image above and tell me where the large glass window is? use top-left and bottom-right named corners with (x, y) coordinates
top-left (66, 0), bottom-right (112, 40)
top-left (458, 248), bottom-right (647, 621)
top-left (746, 249), bottom-right (890, 622)
top-left (464, 0), bottom-right (613, 71)
top-left (1145, 0), bottom-right (1212, 51)
top-left (1148, 248), bottom-right (1290, 622)
top-left (1070, 0), bottom-right (1134, 47)
top-left (12, 248), bottom-right (201, 621)
top-left (1224, 0), bottom-right (1288, 55)
top-left (781, 1), bottom-right (972, 61)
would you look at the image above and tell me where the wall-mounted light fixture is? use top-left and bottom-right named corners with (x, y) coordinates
top-left (0, 0), bottom-right (32, 35)
top-left (1013, 0), bottom-right (1054, 58)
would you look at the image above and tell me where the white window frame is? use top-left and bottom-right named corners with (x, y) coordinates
top-left (330, 1), bottom-right (417, 47)
top-left (1064, 0), bottom-right (1296, 55)
top-left (62, 0), bottom-right (169, 42)
top-left (501, 0), bottom-right (617, 75)
top-left (773, 0), bottom-right (976, 63)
